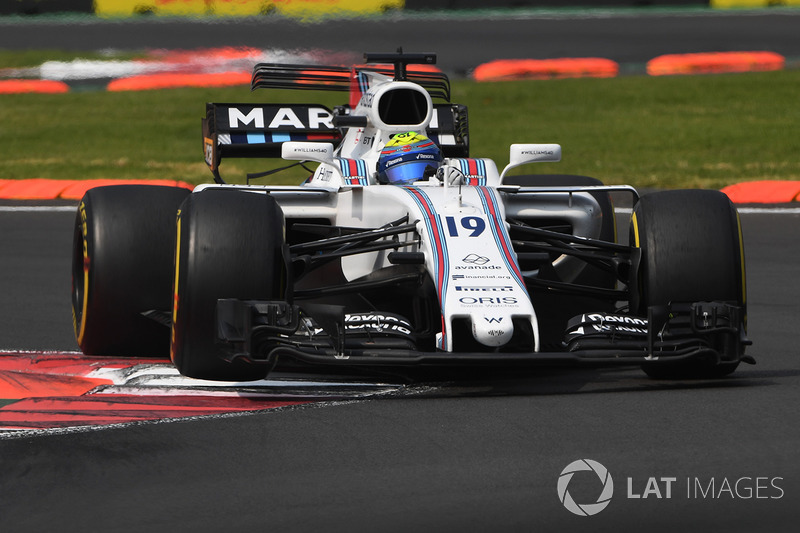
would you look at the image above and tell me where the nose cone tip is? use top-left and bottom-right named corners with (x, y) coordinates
top-left (472, 315), bottom-right (514, 347)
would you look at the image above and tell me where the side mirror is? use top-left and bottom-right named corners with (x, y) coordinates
top-left (281, 141), bottom-right (335, 165)
top-left (500, 143), bottom-right (561, 180)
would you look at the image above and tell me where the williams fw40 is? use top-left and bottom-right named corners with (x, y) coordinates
top-left (71, 51), bottom-right (753, 381)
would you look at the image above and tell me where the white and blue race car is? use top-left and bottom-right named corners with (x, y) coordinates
top-left (72, 51), bottom-right (752, 381)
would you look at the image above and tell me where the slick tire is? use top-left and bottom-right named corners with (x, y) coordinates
top-left (170, 189), bottom-right (289, 381)
top-left (630, 190), bottom-right (746, 378)
top-left (72, 185), bottom-right (190, 356)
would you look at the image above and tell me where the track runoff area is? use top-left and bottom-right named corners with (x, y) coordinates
top-left (0, 350), bottom-right (415, 437)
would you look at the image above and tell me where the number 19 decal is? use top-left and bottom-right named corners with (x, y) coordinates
top-left (445, 216), bottom-right (486, 237)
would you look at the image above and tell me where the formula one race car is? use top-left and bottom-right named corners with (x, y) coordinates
top-left (71, 51), bottom-right (752, 381)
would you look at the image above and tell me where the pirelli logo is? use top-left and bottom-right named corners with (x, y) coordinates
top-left (454, 286), bottom-right (514, 292)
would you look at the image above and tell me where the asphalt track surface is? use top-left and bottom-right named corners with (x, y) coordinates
top-left (1, 203), bottom-right (799, 531)
top-left (2, 9), bottom-right (800, 76)
top-left (2, 10), bottom-right (800, 532)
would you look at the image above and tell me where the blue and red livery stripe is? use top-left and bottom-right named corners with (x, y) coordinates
top-left (475, 187), bottom-right (527, 292)
top-left (338, 158), bottom-right (369, 186)
top-left (402, 187), bottom-right (449, 347)
top-left (456, 158), bottom-right (488, 186)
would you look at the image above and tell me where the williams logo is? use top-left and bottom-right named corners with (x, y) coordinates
top-left (557, 459), bottom-right (614, 516)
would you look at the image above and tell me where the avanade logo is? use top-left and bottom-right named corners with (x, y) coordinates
top-left (558, 459), bottom-right (785, 517)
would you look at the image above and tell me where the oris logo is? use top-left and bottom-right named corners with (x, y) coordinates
top-left (458, 296), bottom-right (518, 305)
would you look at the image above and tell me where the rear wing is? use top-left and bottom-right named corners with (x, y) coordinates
top-left (202, 55), bottom-right (468, 183)
top-left (251, 62), bottom-right (451, 102)
top-left (203, 102), bottom-right (469, 183)
top-left (202, 103), bottom-right (340, 182)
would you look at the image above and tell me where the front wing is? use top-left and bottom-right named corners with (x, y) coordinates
top-left (214, 298), bottom-right (753, 371)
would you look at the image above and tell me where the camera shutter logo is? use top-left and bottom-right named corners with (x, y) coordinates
top-left (557, 459), bottom-right (614, 516)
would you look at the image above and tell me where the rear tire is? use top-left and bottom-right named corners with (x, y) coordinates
top-left (72, 185), bottom-right (190, 356)
top-left (630, 190), bottom-right (746, 378)
top-left (170, 189), bottom-right (289, 381)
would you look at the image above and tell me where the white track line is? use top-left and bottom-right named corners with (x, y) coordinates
top-left (738, 207), bottom-right (800, 215)
top-left (0, 205), bottom-right (77, 212)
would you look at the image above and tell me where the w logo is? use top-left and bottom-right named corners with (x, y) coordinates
top-left (484, 317), bottom-right (503, 324)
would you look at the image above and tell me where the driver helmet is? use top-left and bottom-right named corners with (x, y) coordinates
top-left (377, 132), bottom-right (442, 185)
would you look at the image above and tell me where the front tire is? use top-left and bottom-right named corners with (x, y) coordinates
top-left (170, 189), bottom-right (289, 381)
top-left (630, 190), bottom-right (746, 378)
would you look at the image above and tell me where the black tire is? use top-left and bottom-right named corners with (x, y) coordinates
top-left (170, 189), bottom-right (289, 381)
top-left (72, 185), bottom-right (190, 356)
top-left (630, 190), bottom-right (746, 378)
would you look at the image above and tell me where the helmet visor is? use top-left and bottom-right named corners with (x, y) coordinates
top-left (382, 161), bottom-right (438, 185)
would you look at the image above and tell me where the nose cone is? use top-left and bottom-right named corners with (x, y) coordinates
top-left (471, 314), bottom-right (514, 347)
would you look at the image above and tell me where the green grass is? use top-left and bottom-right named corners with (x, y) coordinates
top-left (463, 71), bottom-right (800, 189)
top-left (1, 69), bottom-right (798, 189)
